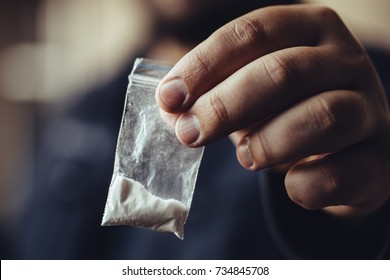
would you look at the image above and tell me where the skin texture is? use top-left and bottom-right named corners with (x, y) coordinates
top-left (155, 5), bottom-right (390, 217)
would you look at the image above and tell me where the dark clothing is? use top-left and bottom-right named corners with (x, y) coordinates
top-left (13, 49), bottom-right (390, 260)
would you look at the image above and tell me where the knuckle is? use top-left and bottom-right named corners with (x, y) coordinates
top-left (208, 92), bottom-right (230, 127)
top-left (347, 94), bottom-right (372, 134)
top-left (308, 96), bottom-right (338, 134)
top-left (312, 6), bottom-right (341, 25)
top-left (261, 53), bottom-right (294, 91)
top-left (226, 17), bottom-right (266, 50)
top-left (185, 48), bottom-right (213, 80)
top-left (308, 93), bottom-right (371, 138)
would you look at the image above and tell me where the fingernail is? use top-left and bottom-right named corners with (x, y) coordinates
top-left (159, 79), bottom-right (186, 109)
top-left (238, 139), bottom-right (254, 168)
top-left (177, 115), bottom-right (200, 145)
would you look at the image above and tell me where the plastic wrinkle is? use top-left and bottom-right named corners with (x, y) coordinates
top-left (101, 58), bottom-right (204, 239)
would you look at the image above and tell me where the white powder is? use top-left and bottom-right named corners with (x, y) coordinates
top-left (101, 175), bottom-right (188, 239)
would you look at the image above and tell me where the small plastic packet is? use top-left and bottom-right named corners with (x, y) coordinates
top-left (101, 58), bottom-right (204, 239)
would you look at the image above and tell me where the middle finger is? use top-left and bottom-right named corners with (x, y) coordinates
top-left (176, 45), bottom-right (361, 146)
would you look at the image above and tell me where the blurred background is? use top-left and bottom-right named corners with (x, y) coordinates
top-left (0, 0), bottom-right (153, 248)
top-left (0, 0), bottom-right (389, 258)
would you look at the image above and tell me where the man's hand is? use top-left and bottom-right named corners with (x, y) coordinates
top-left (155, 5), bottom-right (390, 217)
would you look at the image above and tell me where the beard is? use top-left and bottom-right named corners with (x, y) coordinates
top-left (150, 0), bottom-right (297, 45)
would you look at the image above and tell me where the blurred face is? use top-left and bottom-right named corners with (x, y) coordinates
top-left (146, 0), bottom-right (283, 25)
top-left (146, 0), bottom-right (232, 23)
top-left (146, 0), bottom-right (284, 44)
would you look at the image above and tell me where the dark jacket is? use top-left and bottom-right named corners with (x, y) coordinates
top-left (13, 48), bottom-right (390, 260)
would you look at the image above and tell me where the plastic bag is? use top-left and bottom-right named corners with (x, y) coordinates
top-left (101, 58), bottom-right (204, 239)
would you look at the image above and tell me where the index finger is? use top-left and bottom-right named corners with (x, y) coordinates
top-left (155, 5), bottom-right (345, 112)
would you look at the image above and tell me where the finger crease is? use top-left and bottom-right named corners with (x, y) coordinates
top-left (209, 93), bottom-right (230, 126)
top-left (312, 96), bottom-right (337, 133)
top-left (231, 19), bottom-right (262, 49)
top-left (255, 130), bottom-right (273, 165)
top-left (262, 53), bottom-right (291, 91)
top-left (193, 51), bottom-right (212, 76)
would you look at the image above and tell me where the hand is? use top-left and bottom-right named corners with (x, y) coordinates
top-left (155, 5), bottom-right (390, 217)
